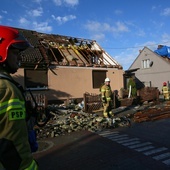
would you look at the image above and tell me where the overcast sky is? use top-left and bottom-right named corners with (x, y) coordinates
top-left (1, 0), bottom-right (170, 70)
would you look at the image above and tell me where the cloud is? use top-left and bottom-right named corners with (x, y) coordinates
top-left (1, 10), bottom-right (7, 14)
top-left (161, 8), bottom-right (170, 16)
top-left (114, 53), bottom-right (135, 70)
top-left (64, 0), bottom-right (79, 6)
top-left (19, 17), bottom-right (30, 25)
top-left (27, 7), bottom-right (43, 17)
top-left (160, 33), bottom-right (170, 46)
top-left (32, 21), bottom-right (52, 32)
top-left (53, 0), bottom-right (79, 6)
top-left (84, 20), bottom-right (129, 43)
top-left (113, 47), bottom-right (141, 70)
top-left (85, 21), bottom-right (102, 32)
top-left (52, 14), bottom-right (76, 24)
top-left (114, 10), bottom-right (123, 15)
top-left (136, 29), bottom-right (146, 37)
top-left (18, 17), bottom-right (52, 33)
top-left (33, 0), bottom-right (42, 3)
top-left (91, 33), bottom-right (105, 41)
top-left (85, 21), bottom-right (129, 33)
top-left (116, 21), bottom-right (129, 32)
top-left (53, 0), bottom-right (62, 6)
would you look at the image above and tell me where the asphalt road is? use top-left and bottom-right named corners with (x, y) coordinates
top-left (33, 117), bottom-right (170, 170)
top-left (117, 118), bottom-right (170, 149)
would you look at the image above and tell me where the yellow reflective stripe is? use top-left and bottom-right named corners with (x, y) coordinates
top-left (106, 97), bottom-right (111, 101)
top-left (24, 160), bottom-right (38, 170)
top-left (0, 99), bottom-right (25, 115)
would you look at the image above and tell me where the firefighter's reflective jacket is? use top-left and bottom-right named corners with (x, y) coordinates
top-left (0, 72), bottom-right (38, 170)
top-left (162, 86), bottom-right (169, 94)
top-left (162, 85), bottom-right (169, 100)
top-left (101, 84), bottom-right (112, 102)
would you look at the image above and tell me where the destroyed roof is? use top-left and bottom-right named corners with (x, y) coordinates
top-left (15, 27), bottom-right (122, 70)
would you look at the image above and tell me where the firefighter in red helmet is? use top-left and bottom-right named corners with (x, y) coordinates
top-left (0, 25), bottom-right (38, 170)
top-left (163, 82), bottom-right (167, 86)
top-left (162, 82), bottom-right (169, 100)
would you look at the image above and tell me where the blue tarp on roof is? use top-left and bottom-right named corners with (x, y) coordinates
top-left (154, 45), bottom-right (170, 58)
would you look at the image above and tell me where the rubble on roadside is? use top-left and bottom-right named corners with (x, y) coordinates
top-left (35, 100), bottom-right (170, 140)
top-left (134, 101), bottom-right (170, 122)
top-left (35, 102), bottom-right (134, 140)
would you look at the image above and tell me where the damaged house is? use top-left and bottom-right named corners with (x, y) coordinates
top-left (128, 45), bottom-right (170, 93)
top-left (12, 27), bottom-right (124, 103)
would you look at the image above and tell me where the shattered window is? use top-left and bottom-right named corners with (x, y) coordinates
top-left (24, 69), bottom-right (48, 90)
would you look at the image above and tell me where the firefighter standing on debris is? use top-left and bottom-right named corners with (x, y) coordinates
top-left (0, 25), bottom-right (38, 170)
top-left (162, 82), bottom-right (170, 100)
top-left (100, 77), bottom-right (114, 118)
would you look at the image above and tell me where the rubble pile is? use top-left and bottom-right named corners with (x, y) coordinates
top-left (134, 103), bottom-right (170, 122)
top-left (35, 104), bottom-right (133, 140)
top-left (35, 100), bottom-right (170, 140)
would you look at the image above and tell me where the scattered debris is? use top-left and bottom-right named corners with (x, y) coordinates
top-left (35, 101), bottom-right (170, 140)
top-left (133, 101), bottom-right (170, 122)
top-left (35, 103), bottom-right (133, 140)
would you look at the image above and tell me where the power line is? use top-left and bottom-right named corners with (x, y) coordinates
top-left (102, 41), bottom-right (170, 50)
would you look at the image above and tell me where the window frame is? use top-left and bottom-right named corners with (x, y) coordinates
top-left (141, 59), bottom-right (150, 69)
top-left (24, 69), bottom-right (48, 91)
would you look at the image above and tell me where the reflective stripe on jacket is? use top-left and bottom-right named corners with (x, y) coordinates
top-left (101, 84), bottom-right (112, 101)
top-left (162, 86), bottom-right (169, 93)
top-left (0, 72), bottom-right (37, 170)
top-left (0, 98), bottom-right (25, 115)
top-left (24, 160), bottom-right (38, 170)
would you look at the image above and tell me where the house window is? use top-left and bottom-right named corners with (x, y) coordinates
top-left (24, 69), bottom-right (48, 90)
top-left (142, 59), bottom-right (150, 69)
top-left (92, 70), bottom-right (107, 88)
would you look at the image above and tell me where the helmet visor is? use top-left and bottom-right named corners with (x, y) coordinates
top-left (10, 33), bottom-right (32, 50)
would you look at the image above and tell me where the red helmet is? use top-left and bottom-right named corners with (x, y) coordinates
top-left (0, 25), bottom-right (31, 63)
top-left (163, 82), bottom-right (167, 86)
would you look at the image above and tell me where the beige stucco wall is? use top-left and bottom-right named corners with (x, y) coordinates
top-left (13, 66), bottom-right (124, 101)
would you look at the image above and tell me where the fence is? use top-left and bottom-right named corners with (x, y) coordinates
top-left (138, 87), bottom-right (159, 102)
top-left (25, 93), bottom-right (47, 109)
top-left (83, 93), bottom-right (103, 113)
top-left (83, 87), bottom-right (160, 113)
top-left (83, 92), bottom-right (119, 113)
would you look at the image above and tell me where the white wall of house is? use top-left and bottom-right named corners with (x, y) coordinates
top-left (129, 47), bottom-right (170, 92)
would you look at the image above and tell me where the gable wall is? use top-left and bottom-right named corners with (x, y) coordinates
top-left (130, 48), bottom-right (170, 91)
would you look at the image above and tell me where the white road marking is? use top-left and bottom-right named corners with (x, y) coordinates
top-left (153, 152), bottom-right (170, 160)
top-left (97, 130), bottom-right (170, 167)
top-left (143, 147), bottom-right (168, 156)
top-left (128, 142), bottom-right (152, 149)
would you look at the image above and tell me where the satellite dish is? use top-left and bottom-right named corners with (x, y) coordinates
top-left (150, 61), bottom-right (153, 67)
